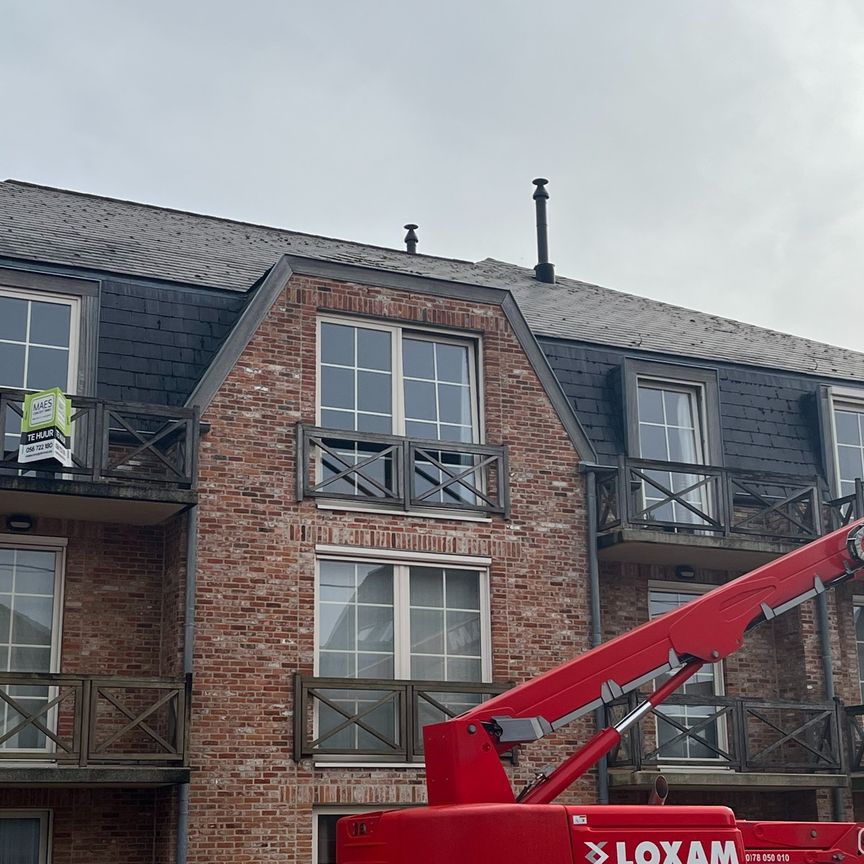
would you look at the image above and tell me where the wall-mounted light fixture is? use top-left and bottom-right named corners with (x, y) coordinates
top-left (5, 514), bottom-right (33, 532)
top-left (675, 564), bottom-right (696, 581)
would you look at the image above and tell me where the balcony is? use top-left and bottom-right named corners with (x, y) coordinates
top-left (0, 673), bottom-right (190, 787)
top-left (296, 424), bottom-right (509, 517)
top-left (591, 457), bottom-right (858, 569)
top-left (0, 387), bottom-right (199, 524)
top-left (293, 675), bottom-right (508, 762)
top-left (606, 692), bottom-right (846, 792)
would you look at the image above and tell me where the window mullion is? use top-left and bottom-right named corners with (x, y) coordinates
top-left (393, 329), bottom-right (404, 435)
top-left (395, 565), bottom-right (410, 679)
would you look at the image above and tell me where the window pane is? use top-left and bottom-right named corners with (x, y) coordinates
top-left (357, 328), bottom-right (391, 372)
top-left (404, 380), bottom-right (437, 421)
top-left (319, 651), bottom-right (352, 677)
top-left (0, 596), bottom-right (10, 642)
top-left (319, 604), bottom-right (354, 651)
top-left (26, 346), bottom-right (69, 390)
top-left (668, 427), bottom-right (699, 464)
top-left (0, 343), bottom-right (25, 387)
top-left (356, 371), bottom-right (391, 414)
top-left (321, 366), bottom-right (354, 410)
top-left (0, 817), bottom-right (41, 863)
top-left (406, 420), bottom-right (437, 439)
top-left (403, 339), bottom-right (435, 379)
top-left (839, 446), bottom-right (863, 485)
top-left (412, 655), bottom-right (445, 680)
top-left (12, 597), bottom-right (53, 646)
top-left (836, 411), bottom-right (861, 446)
top-left (30, 301), bottom-right (71, 347)
top-left (319, 562), bottom-right (356, 603)
top-left (435, 343), bottom-right (470, 384)
top-left (356, 565), bottom-right (393, 604)
top-left (357, 606), bottom-right (394, 653)
top-left (0, 551), bottom-right (12, 593)
top-left (664, 390), bottom-right (695, 428)
top-left (437, 384), bottom-right (471, 426)
top-left (320, 323), bottom-right (355, 366)
top-left (356, 412), bottom-right (392, 433)
top-left (639, 424), bottom-right (669, 460)
top-left (320, 409), bottom-right (355, 431)
top-left (446, 610), bottom-right (481, 656)
top-left (410, 568), bottom-right (443, 607)
top-left (10, 646), bottom-right (50, 672)
top-left (638, 386), bottom-right (665, 424)
top-left (446, 571), bottom-right (480, 610)
top-left (410, 609), bottom-right (444, 654)
top-left (447, 657), bottom-right (482, 682)
top-left (0, 297), bottom-right (28, 342)
top-left (15, 551), bottom-right (55, 595)
top-left (357, 653), bottom-right (394, 678)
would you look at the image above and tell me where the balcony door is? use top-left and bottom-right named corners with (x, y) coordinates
top-left (317, 318), bottom-right (479, 505)
top-left (637, 381), bottom-right (711, 527)
top-left (0, 543), bottom-right (63, 753)
top-left (0, 289), bottom-right (79, 462)
top-left (314, 558), bottom-right (489, 756)
top-left (649, 588), bottom-right (726, 761)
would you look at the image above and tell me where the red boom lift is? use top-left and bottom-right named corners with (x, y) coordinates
top-left (338, 520), bottom-right (864, 864)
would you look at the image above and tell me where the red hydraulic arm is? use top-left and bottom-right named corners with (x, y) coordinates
top-left (424, 520), bottom-right (864, 807)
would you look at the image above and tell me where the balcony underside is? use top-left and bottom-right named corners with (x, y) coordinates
top-left (598, 528), bottom-right (796, 570)
top-left (0, 765), bottom-right (190, 787)
top-left (0, 477), bottom-right (196, 525)
top-left (609, 768), bottom-right (847, 791)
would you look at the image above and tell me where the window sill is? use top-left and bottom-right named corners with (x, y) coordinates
top-left (315, 500), bottom-right (493, 523)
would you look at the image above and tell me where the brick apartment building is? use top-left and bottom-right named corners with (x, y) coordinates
top-left (0, 179), bottom-right (863, 862)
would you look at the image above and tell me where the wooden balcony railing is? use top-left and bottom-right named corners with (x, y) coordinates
top-left (296, 424), bottom-right (509, 516)
top-left (293, 675), bottom-right (509, 762)
top-left (607, 693), bottom-right (842, 774)
top-left (593, 457), bottom-right (850, 542)
top-left (0, 673), bottom-right (190, 767)
top-left (844, 704), bottom-right (864, 773)
top-left (0, 387), bottom-right (199, 491)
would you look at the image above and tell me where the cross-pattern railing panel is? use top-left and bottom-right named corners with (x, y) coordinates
top-left (298, 424), bottom-right (509, 516)
top-left (0, 673), bottom-right (189, 767)
top-left (845, 705), bottom-right (864, 773)
top-left (0, 387), bottom-right (198, 490)
top-left (593, 457), bottom-right (825, 542)
top-left (606, 693), bottom-right (841, 773)
top-left (293, 675), bottom-right (508, 762)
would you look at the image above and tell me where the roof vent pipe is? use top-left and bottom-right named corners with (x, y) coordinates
top-left (404, 223), bottom-right (419, 255)
top-left (532, 178), bottom-right (555, 284)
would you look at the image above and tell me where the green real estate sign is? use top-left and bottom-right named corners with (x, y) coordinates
top-left (18, 387), bottom-right (73, 467)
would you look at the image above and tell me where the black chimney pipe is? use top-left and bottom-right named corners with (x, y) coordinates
top-left (404, 223), bottom-right (419, 255)
top-left (532, 178), bottom-right (555, 284)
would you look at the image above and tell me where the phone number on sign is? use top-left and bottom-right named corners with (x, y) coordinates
top-left (745, 854), bottom-right (791, 862)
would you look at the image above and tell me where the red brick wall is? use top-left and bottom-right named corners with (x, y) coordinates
top-left (189, 275), bottom-right (590, 861)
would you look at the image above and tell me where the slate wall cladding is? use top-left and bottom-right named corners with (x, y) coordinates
top-left (190, 274), bottom-right (591, 863)
top-left (540, 338), bottom-right (837, 479)
top-left (97, 278), bottom-right (247, 406)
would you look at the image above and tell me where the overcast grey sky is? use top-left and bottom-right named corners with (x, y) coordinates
top-left (3, 1), bottom-right (864, 351)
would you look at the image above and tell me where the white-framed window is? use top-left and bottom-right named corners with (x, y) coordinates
top-left (0, 287), bottom-right (80, 460)
top-left (317, 317), bottom-right (480, 442)
top-left (854, 598), bottom-right (864, 702)
top-left (0, 810), bottom-right (51, 864)
top-left (316, 317), bottom-right (483, 507)
top-left (314, 552), bottom-right (490, 752)
top-left (0, 538), bottom-right (64, 752)
top-left (829, 391), bottom-right (864, 498)
top-left (637, 379), bottom-right (710, 526)
top-left (649, 585), bottom-right (726, 762)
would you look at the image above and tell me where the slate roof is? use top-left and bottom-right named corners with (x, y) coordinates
top-left (2, 179), bottom-right (864, 383)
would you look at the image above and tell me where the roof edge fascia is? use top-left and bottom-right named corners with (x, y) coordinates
top-left (186, 256), bottom-right (294, 411)
top-left (500, 294), bottom-right (598, 462)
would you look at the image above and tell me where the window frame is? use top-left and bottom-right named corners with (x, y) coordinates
top-left (822, 385), bottom-right (864, 498)
top-left (0, 266), bottom-right (100, 397)
top-left (0, 286), bottom-right (80, 395)
top-left (853, 597), bottom-right (864, 703)
top-left (313, 551), bottom-right (492, 684)
top-left (623, 359), bottom-right (723, 466)
top-left (0, 809), bottom-right (52, 864)
top-left (0, 535), bottom-right (66, 756)
top-left (315, 315), bottom-right (484, 444)
top-left (647, 581), bottom-right (728, 765)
